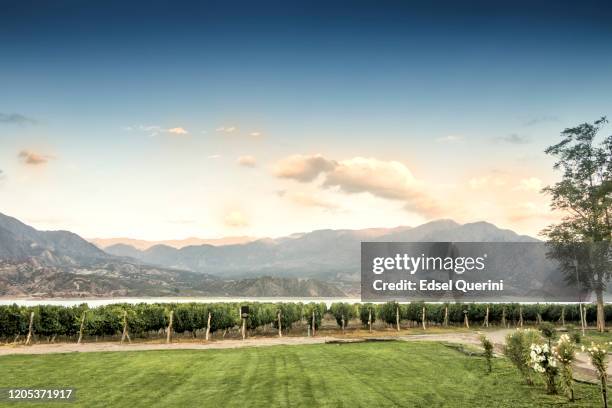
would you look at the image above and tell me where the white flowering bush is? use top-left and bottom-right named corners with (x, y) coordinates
top-left (530, 342), bottom-right (558, 394)
top-left (552, 334), bottom-right (576, 401)
top-left (582, 342), bottom-right (611, 408)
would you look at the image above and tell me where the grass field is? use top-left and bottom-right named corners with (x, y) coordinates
top-left (0, 342), bottom-right (602, 407)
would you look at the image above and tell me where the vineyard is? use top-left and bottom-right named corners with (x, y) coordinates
top-left (1, 302), bottom-right (608, 343)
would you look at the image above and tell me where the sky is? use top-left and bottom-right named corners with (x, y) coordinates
top-left (1, 0), bottom-right (611, 240)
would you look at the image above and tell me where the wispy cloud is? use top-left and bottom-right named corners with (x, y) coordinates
top-left (208, 154), bottom-right (221, 159)
top-left (237, 155), bottom-right (256, 168)
top-left (18, 150), bottom-right (54, 165)
top-left (495, 133), bottom-right (530, 144)
top-left (435, 135), bottom-right (463, 143)
top-left (167, 127), bottom-right (188, 135)
top-left (523, 115), bottom-right (559, 127)
top-left (216, 126), bottom-right (237, 133)
top-left (124, 125), bottom-right (189, 137)
top-left (0, 113), bottom-right (37, 125)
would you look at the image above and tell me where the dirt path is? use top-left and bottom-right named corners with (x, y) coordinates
top-left (0, 328), bottom-right (604, 383)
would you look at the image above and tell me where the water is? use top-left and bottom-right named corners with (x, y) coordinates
top-left (0, 297), bottom-right (362, 308)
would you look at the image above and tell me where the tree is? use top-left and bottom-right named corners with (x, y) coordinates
top-left (541, 117), bottom-right (612, 332)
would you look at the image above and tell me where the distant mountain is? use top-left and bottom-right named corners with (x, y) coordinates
top-left (0, 213), bottom-right (346, 298)
top-left (0, 213), bottom-right (110, 265)
top-left (103, 220), bottom-right (538, 281)
top-left (89, 236), bottom-right (256, 250)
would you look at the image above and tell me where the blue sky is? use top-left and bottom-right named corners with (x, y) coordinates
top-left (1, 0), bottom-right (611, 239)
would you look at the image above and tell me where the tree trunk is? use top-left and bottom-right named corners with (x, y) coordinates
top-left (312, 310), bottom-right (316, 337)
top-left (241, 317), bottom-right (246, 340)
top-left (596, 289), bottom-right (605, 332)
top-left (396, 306), bottom-right (400, 332)
top-left (277, 310), bottom-right (282, 338)
top-left (368, 309), bottom-right (372, 333)
top-left (341, 315), bottom-right (345, 333)
top-left (166, 310), bottom-right (173, 344)
top-left (484, 306), bottom-right (489, 328)
top-left (25, 312), bottom-right (34, 346)
top-left (77, 313), bottom-right (85, 344)
top-left (205, 312), bottom-right (211, 341)
top-left (464, 313), bottom-right (470, 329)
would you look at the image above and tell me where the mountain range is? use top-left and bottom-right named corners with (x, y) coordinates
top-left (101, 220), bottom-right (538, 281)
top-left (1, 211), bottom-right (550, 299)
top-left (0, 213), bottom-right (343, 298)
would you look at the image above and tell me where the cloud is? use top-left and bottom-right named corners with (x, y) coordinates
top-left (167, 127), bottom-right (188, 135)
top-left (18, 150), bottom-right (54, 165)
top-left (216, 126), bottom-right (237, 133)
top-left (224, 211), bottom-right (248, 227)
top-left (523, 115), bottom-right (559, 126)
top-left (0, 113), bottom-right (37, 125)
top-left (274, 154), bottom-right (337, 182)
top-left (285, 192), bottom-right (339, 211)
top-left (436, 135), bottom-right (463, 143)
top-left (496, 134), bottom-right (530, 144)
top-left (514, 177), bottom-right (543, 192)
top-left (124, 125), bottom-right (189, 137)
top-left (237, 155), bottom-right (256, 168)
top-left (323, 157), bottom-right (439, 216)
top-left (250, 131), bottom-right (262, 137)
top-left (208, 154), bottom-right (221, 159)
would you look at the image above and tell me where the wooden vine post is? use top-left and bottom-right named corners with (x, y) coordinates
top-left (519, 306), bottom-right (524, 327)
top-left (422, 306), bottom-right (426, 330)
top-left (463, 310), bottom-right (470, 329)
top-left (25, 311), bottom-right (34, 346)
top-left (368, 308), bottom-right (372, 333)
top-left (166, 310), bottom-right (174, 344)
top-left (561, 306), bottom-right (565, 327)
top-left (277, 310), bottom-right (282, 338)
top-left (121, 310), bottom-right (131, 344)
top-left (443, 306), bottom-right (449, 327)
top-left (484, 306), bottom-right (489, 328)
top-left (77, 313), bottom-right (86, 344)
top-left (241, 313), bottom-right (246, 340)
top-left (312, 310), bottom-right (316, 337)
top-left (205, 312), bottom-right (211, 341)
top-left (395, 306), bottom-right (400, 332)
top-left (501, 307), bottom-right (507, 327)
top-left (341, 315), bottom-right (345, 334)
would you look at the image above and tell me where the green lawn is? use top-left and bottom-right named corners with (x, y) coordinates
top-left (0, 342), bottom-right (602, 407)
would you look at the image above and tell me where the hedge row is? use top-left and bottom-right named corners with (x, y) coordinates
top-left (0, 302), bottom-right (606, 340)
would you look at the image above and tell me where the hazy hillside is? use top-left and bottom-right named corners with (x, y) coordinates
top-left (103, 220), bottom-right (538, 281)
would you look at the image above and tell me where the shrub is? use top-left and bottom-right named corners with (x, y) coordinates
top-left (505, 328), bottom-right (541, 384)
top-left (480, 335), bottom-right (494, 373)
top-left (552, 334), bottom-right (576, 401)
top-left (583, 342), bottom-right (611, 408)
top-left (529, 342), bottom-right (558, 394)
